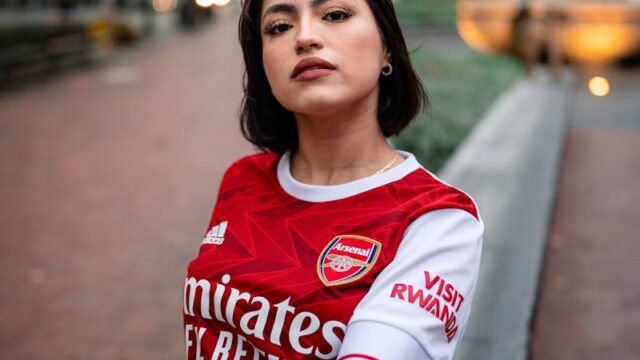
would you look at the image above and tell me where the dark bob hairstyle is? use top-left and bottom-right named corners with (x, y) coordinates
top-left (238, 0), bottom-right (428, 154)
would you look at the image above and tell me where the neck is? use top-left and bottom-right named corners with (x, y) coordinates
top-left (290, 103), bottom-right (399, 185)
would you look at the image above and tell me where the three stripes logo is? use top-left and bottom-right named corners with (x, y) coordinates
top-left (201, 221), bottom-right (228, 245)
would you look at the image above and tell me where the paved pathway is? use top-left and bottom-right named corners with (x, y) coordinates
top-left (0, 15), bottom-right (251, 359)
top-left (532, 67), bottom-right (640, 359)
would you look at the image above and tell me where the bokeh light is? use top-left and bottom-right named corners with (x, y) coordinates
top-left (589, 76), bottom-right (611, 97)
top-left (195, 0), bottom-right (215, 8)
top-left (212, 0), bottom-right (231, 6)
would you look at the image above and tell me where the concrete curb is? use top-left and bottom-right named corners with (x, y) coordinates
top-left (440, 69), bottom-right (576, 360)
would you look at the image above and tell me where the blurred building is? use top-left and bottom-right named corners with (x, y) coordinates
top-left (456, 0), bottom-right (640, 68)
top-left (0, 0), bottom-right (233, 87)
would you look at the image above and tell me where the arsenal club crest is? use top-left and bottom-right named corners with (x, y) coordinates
top-left (317, 235), bottom-right (382, 287)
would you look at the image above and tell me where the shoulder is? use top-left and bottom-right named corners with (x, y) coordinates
top-left (226, 152), bottom-right (280, 173)
top-left (396, 166), bottom-right (480, 222)
top-left (215, 152), bottom-right (280, 202)
top-left (221, 152), bottom-right (280, 181)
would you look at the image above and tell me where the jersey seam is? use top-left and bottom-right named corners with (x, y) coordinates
top-left (418, 167), bottom-right (482, 223)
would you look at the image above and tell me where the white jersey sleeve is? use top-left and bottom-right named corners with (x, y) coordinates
top-left (337, 208), bottom-right (484, 360)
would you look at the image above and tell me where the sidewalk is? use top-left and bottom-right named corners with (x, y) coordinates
top-left (0, 16), bottom-right (251, 359)
top-left (440, 68), bottom-right (574, 360)
top-left (531, 68), bottom-right (640, 359)
top-left (444, 66), bottom-right (640, 359)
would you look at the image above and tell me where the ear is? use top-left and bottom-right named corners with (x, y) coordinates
top-left (384, 51), bottom-right (392, 64)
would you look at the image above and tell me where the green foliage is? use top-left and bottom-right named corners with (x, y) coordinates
top-left (393, 0), bottom-right (457, 25)
top-left (392, 50), bottom-right (523, 172)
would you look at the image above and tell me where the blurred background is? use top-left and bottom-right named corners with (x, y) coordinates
top-left (0, 0), bottom-right (638, 359)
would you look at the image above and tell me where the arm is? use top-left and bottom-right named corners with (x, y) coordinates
top-left (337, 208), bottom-right (484, 360)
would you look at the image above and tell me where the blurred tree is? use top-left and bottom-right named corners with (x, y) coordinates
top-left (394, 0), bottom-right (456, 25)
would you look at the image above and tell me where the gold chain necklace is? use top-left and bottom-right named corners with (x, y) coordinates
top-left (374, 154), bottom-right (399, 175)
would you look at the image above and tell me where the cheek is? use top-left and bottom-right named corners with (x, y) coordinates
top-left (335, 25), bottom-right (385, 82)
top-left (262, 40), bottom-right (292, 96)
top-left (262, 47), bottom-right (280, 90)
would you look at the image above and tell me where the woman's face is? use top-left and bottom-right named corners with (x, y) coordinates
top-left (260, 0), bottom-right (388, 116)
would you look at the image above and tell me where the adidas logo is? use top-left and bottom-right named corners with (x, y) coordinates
top-left (202, 221), bottom-right (228, 245)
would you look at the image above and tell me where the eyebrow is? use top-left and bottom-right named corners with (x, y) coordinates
top-left (262, 0), bottom-right (331, 21)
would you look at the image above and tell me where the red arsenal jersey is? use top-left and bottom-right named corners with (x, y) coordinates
top-left (184, 151), bottom-right (482, 360)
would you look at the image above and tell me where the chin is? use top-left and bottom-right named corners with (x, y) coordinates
top-left (279, 89), bottom-right (362, 115)
top-left (280, 93), bottom-right (348, 116)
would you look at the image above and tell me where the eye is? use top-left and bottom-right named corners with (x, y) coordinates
top-left (323, 8), bottom-right (353, 22)
top-left (263, 20), bottom-right (293, 35)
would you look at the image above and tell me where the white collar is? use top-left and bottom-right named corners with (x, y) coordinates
top-left (277, 150), bottom-right (422, 202)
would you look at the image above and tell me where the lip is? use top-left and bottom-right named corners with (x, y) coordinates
top-left (291, 57), bottom-right (336, 80)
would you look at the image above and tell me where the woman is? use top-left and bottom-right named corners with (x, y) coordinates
top-left (183, 0), bottom-right (484, 359)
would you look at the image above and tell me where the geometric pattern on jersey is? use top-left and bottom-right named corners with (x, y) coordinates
top-left (184, 152), bottom-right (478, 360)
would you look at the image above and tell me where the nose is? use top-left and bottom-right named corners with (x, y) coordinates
top-left (295, 19), bottom-right (323, 54)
